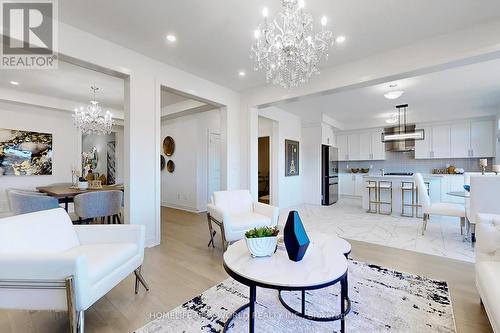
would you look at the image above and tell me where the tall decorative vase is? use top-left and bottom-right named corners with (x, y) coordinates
top-left (283, 211), bottom-right (310, 262)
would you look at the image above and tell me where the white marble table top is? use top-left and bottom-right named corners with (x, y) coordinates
top-left (224, 232), bottom-right (348, 288)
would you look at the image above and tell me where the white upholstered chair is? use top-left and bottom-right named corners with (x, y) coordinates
top-left (465, 175), bottom-right (500, 242)
top-left (207, 190), bottom-right (279, 250)
top-left (476, 213), bottom-right (500, 332)
top-left (413, 173), bottom-right (465, 235)
top-left (0, 208), bottom-right (149, 333)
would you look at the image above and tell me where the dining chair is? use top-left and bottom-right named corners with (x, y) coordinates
top-left (7, 190), bottom-right (60, 215)
top-left (413, 173), bottom-right (466, 235)
top-left (466, 175), bottom-right (500, 242)
top-left (74, 190), bottom-right (123, 224)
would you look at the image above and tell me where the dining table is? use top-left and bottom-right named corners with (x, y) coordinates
top-left (37, 184), bottom-right (124, 211)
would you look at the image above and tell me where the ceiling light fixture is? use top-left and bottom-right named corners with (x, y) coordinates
top-left (238, 70), bottom-right (246, 77)
top-left (385, 114), bottom-right (398, 124)
top-left (335, 35), bottom-right (346, 44)
top-left (381, 104), bottom-right (425, 142)
top-left (384, 83), bottom-right (404, 100)
top-left (10, 81), bottom-right (19, 85)
top-left (166, 34), bottom-right (177, 42)
top-left (73, 86), bottom-right (113, 136)
top-left (251, 0), bottom-right (337, 88)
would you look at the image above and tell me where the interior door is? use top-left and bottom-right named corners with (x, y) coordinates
top-left (208, 132), bottom-right (221, 200)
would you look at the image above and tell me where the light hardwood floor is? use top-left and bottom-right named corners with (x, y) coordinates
top-left (0, 207), bottom-right (493, 332)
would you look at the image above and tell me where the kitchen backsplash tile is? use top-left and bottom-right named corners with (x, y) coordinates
top-left (339, 151), bottom-right (493, 174)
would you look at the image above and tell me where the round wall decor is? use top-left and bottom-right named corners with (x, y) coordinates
top-left (163, 136), bottom-right (175, 156)
top-left (167, 160), bottom-right (175, 173)
top-left (160, 155), bottom-right (166, 170)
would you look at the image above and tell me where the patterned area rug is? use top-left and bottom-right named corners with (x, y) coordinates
top-left (134, 260), bottom-right (456, 333)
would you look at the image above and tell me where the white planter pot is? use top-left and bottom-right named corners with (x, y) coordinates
top-left (78, 181), bottom-right (89, 190)
top-left (245, 236), bottom-right (278, 257)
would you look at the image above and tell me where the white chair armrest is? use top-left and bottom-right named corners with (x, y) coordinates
top-left (476, 214), bottom-right (500, 263)
top-left (0, 253), bottom-right (88, 286)
top-left (74, 225), bottom-right (145, 249)
top-left (253, 202), bottom-right (279, 227)
top-left (207, 203), bottom-right (226, 222)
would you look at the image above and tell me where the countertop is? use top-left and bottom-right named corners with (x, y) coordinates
top-left (361, 174), bottom-right (443, 180)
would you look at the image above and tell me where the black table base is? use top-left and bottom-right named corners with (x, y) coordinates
top-left (222, 267), bottom-right (350, 333)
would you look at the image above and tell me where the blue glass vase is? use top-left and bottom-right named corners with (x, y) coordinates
top-left (283, 211), bottom-right (310, 262)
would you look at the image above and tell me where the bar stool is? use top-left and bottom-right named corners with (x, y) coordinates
top-left (366, 180), bottom-right (378, 213)
top-left (377, 181), bottom-right (393, 215)
top-left (401, 181), bottom-right (416, 217)
top-left (415, 181), bottom-right (430, 218)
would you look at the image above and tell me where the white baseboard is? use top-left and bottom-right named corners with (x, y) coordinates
top-left (161, 202), bottom-right (205, 213)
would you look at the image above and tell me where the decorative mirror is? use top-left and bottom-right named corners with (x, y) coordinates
top-left (163, 136), bottom-right (175, 156)
top-left (160, 155), bottom-right (166, 170)
top-left (167, 160), bottom-right (175, 173)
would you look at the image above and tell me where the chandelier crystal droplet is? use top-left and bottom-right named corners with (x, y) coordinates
top-left (73, 86), bottom-right (113, 136)
top-left (250, 0), bottom-right (334, 89)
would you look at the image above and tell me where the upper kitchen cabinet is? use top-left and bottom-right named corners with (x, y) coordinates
top-left (337, 135), bottom-right (349, 161)
top-left (470, 120), bottom-right (495, 157)
top-left (337, 129), bottom-right (385, 161)
top-left (416, 119), bottom-right (495, 159)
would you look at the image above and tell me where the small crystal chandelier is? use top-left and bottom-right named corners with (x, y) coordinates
top-left (251, 0), bottom-right (334, 88)
top-left (73, 86), bottom-right (113, 135)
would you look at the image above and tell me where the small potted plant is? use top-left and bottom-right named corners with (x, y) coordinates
top-left (244, 226), bottom-right (279, 257)
top-left (77, 176), bottom-right (88, 190)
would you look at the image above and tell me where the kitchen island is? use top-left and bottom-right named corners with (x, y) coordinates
top-left (361, 174), bottom-right (443, 216)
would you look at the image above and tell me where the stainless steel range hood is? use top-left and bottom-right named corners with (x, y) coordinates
top-left (381, 104), bottom-right (425, 151)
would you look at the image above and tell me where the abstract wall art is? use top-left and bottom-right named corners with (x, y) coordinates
top-left (0, 128), bottom-right (53, 176)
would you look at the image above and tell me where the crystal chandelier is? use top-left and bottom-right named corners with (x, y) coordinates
top-left (73, 86), bottom-right (113, 135)
top-left (251, 0), bottom-right (334, 88)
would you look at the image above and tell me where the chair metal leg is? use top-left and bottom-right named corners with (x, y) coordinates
top-left (460, 217), bottom-right (465, 236)
top-left (66, 276), bottom-right (84, 333)
top-left (134, 266), bottom-right (150, 294)
top-left (422, 213), bottom-right (429, 235)
top-left (207, 213), bottom-right (215, 248)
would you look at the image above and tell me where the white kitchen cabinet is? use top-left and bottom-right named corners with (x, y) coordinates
top-left (417, 120), bottom-right (494, 159)
top-left (470, 120), bottom-right (494, 157)
top-left (336, 130), bottom-right (385, 161)
top-left (450, 122), bottom-right (470, 158)
top-left (359, 132), bottom-right (372, 160)
top-left (431, 125), bottom-right (451, 158)
top-left (414, 126), bottom-right (432, 159)
top-left (371, 131), bottom-right (386, 160)
top-left (347, 134), bottom-right (360, 161)
top-left (337, 135), bottom-right (348, 161)
top-left (339, 173), bottom-right (364, 197)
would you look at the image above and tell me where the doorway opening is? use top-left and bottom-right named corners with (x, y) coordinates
top-left (258, 136), bottom-right (270, 204)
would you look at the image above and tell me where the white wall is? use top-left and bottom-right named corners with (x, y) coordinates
top-left (302, 125), bottom-right (322, 205)
top-left (160, 109), bottom-right (221, 212)
top-left (258, 107), bottom-right (302, 208)
top-left (0, 101), bottom-right (80, 212)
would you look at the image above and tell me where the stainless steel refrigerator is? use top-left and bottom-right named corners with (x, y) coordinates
top-left (322, 145), bottom-right (339, 205)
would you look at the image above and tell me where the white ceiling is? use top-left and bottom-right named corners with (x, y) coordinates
top-left (279, 58), bottom-right (500, 130)
top-left (59, 0), bottom-right (500, 91)
top-left (0, 61), bottom-right (124, 110)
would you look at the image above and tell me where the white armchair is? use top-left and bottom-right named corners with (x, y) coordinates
top-left (207, 190), bottom-right (279, 250)
top-left (466, 175), bottom-right (500, 242)
top-left (0, 208), bottom-right (148, 333)
top-left (476, 213), bottom-right (500, 332)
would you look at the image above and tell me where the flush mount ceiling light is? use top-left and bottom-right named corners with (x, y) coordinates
top-left (335, 35), bottom-right (346, 44)
top-left (383, 84), bottom-right (404, 99)
top-left (251, 0), bottom-right (338, 89)
top-left (385, 114), bottom-right (398, 124)
top-left (166, 34), bottom-right (177, 42)
top-left (73, 86), bottom-right (113, 136)
top-left (10, 80), bottom-right (19, 85)
top-left (238, 70), bottom-right (246, 77)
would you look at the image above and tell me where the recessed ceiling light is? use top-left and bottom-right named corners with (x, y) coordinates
top-left (384, 90), bottom-right (404, 100)
top-left (10, 81), bottom-right (19, 85)
top-left (166, 34), bottom-right (177, 42)
top-left (238, 70), bottom-right (246, 77)
top-left (385, 117), bottom-right (398, 124)
top-left (335, 36), bottom-right (346, 44)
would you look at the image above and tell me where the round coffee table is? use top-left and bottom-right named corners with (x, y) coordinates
top-left (223, 233), bottom-right (351, 333)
